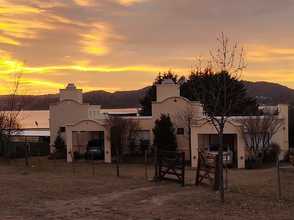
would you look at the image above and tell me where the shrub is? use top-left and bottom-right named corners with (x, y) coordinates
top-left (153, 114), bottom-right (177, 152)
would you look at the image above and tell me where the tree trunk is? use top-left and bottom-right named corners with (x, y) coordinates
top-left (116, 144), bottom-right (120, 177)
top-left (144, 149), bottom-right (148, 180)
top-left (188, 127), bottom-right (192, 162)
top-left (24, 143), bottom-right (29, 167)
top-left (154, 144), bottom-right (159, 180)
top-left (218, 128), bottom-right (224, 203)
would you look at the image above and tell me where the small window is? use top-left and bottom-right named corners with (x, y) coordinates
top-left (177, 128), bottom-right (184, 135)
top-left (59, 127), bottom-right (66, 132)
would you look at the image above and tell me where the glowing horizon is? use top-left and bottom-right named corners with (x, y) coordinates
top-left (0, 0), bottom-right (293, 95)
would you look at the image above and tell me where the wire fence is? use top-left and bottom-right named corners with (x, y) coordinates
top-left (1, 154), bottom-right (294, 202)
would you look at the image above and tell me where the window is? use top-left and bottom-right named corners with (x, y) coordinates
top-left (177, 128), bottom-right (184, 135)
top-left (59, 127), bottom-right (65, 132)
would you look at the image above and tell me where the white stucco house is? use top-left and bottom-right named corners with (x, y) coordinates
top-left (49, 81), bottom-right (289, 168)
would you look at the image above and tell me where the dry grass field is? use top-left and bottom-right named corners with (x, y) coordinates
top-left (0, 158), bottom-right (294, 220)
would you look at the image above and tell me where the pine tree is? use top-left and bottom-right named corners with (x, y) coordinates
top-left (153, 114), bottom-right (177, 152)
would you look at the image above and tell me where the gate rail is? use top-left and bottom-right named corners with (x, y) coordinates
top-left (158, 150), bottom-right (185, 186)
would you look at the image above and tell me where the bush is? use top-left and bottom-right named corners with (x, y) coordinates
top-left (8, 142), bottom-right (50, 159)
top-left (263, 148), bottom-right (277, 164)
top-left (245, 156), bottom-right (263, 169)
top-left (52, 130), bottom-right (66, 159)
top-left (73, 151), bottom-right (84, 160)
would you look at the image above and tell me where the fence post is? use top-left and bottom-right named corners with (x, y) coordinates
top-left (154, 145), bottom-right (159, 180)
top-left (182, 152), bottom-right (185, 187)
top-left (92, 153), bottom-right (95, 176)
top-left (214, 154), bottom-right (219, 191)
top-left (38, 146), bottom-right (41, 169)
top-left (24, 142), bottom-right (29, 167)
top-left (144, 149), bottom-right (148, 180)
top-left (53, 150), bottom-right (57, 171)
top-left (72, 152), bottom-right (76, 175)
top-left (116, 144), bottom-right (120, 177)
top-left (276, 156), bottom-right (281, 201)
top-left (195, 152), bottom-right (201, 186)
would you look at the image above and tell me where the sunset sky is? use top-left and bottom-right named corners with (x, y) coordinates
top-left (0, 0), bottom-right (294, 95)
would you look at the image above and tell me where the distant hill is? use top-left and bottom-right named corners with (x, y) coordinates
top-left (0, 81), bottom-right (293, 110)
top-left (0, 87), bottom-right (149, 110)
top-left (243, 81), bottom-right (294, 105)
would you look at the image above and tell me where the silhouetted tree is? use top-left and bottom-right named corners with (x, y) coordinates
top-left (182, 72), bottom-right (259, 115)
top-left (153, 114), bottom-right (177, 152)
top-left (192, 33), bottom-right (250, 202)
top-left (153, 114), bottom-right (177, 178)
top-left (141, 70), bottom-right (258, 117)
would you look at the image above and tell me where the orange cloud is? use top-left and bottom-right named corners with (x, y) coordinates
top-left (0, 49), bottom-right (187, 94)
top-left (79, 23), bottom-right (122, 56)
top-left (73, 0), bottom-right (97, 7)
top-left (0, 1), bottom-right (79, 47)
top-left (118, 0), bottom-right (145, 6)
top-left (0, 35), bottom-right (20, 46)
top-left (246, 44), bottom-right (294, 62)
top-left (0, 1), bottom-right (42, 15)
top-left (0, 51), bottom-right (184, 75)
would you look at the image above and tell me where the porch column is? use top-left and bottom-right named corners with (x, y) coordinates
top-left (104, 130), bottom-right (111, 163)
top-left (237, 134), bottom-right (245, 168)
top-left (191, 127), bottom-right (198, 168)
top-left (65, 126), bottom-right (73, 162)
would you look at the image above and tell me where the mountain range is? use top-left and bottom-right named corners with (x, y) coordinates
top-left (0, 81), bottom-right (293, 110)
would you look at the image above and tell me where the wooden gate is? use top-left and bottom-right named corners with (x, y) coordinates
top-left (158, 150), bottom-right (185, 186)
top-left (195, 151), bottom-right (218, 190)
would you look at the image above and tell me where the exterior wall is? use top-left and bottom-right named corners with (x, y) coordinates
top-left (271, 104), bottom-right (289, 159)
top-left (88, 105), bottom-right (105, 120)
top-left (152, 97), bottom-right (202, 158)
top-left (156, 83), bottom-right (180, 102)
top-left (136, 117), bottom-right (153, 142)
top-left (49, 100), bottom-right (90, 149)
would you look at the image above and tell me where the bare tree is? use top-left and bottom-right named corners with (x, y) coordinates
top-left (192, 33), bottom-right (247, 202)
top-left (0, 73), bottom-right (23, 158)
top-left (210, 32), bottom-right (246, 76)
top-left (239, 112), bottom-right (282, 162)
top-left (105, 116), bottom-right (139, 176)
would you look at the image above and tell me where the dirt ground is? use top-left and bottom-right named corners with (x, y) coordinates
top-left (0, 158), bottom-right (294, 220)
